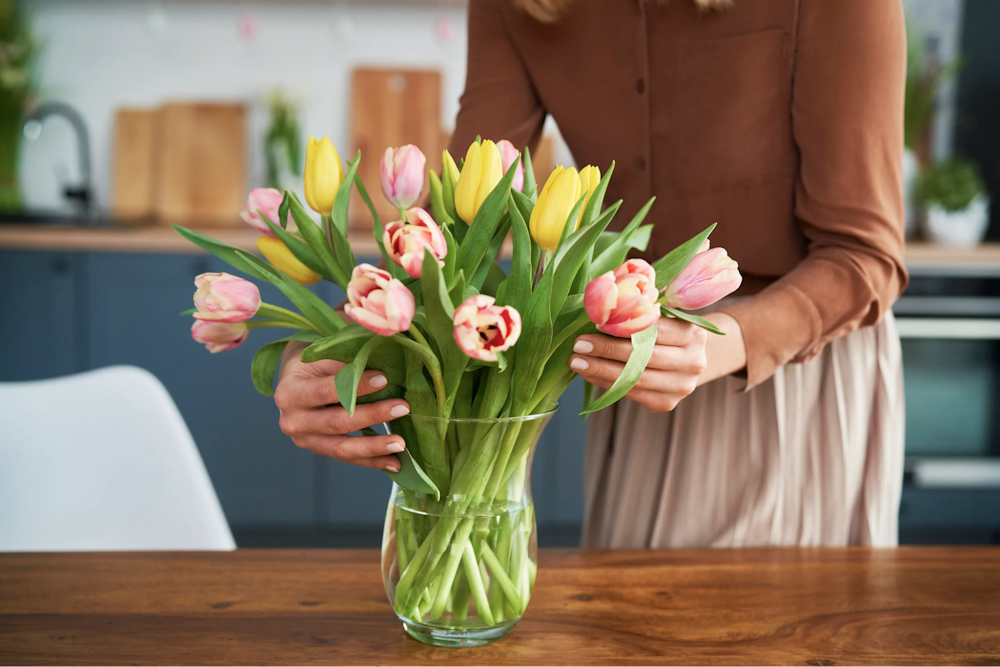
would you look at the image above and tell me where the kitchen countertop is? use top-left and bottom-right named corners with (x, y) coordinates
top-left (1, 223), bottom-right (998, 273)
top-left (1, 548), bottom-right (998, 665)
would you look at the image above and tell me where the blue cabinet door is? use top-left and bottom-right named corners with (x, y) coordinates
top-left (0, 251), bottom-right (82, 381)
top-left (84, 252), bottom-right (328, 528)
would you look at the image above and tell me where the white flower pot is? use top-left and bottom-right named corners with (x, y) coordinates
top-left (924, 194), bottom-right (991, 248)
top-left (903, 148), bottom-right (920, 239)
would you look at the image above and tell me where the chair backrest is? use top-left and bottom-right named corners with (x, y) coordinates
top-left (0, 366), bottom-right (235, 551)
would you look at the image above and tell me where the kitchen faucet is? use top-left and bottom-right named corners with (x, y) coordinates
top-left (23, 101), bottom-right (95, 221)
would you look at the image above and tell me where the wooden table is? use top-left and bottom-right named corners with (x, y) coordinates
top-left (1, 548), bottom-right (998, 665)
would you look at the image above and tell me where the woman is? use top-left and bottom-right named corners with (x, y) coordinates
top-left (275, 0), bottom-right (907, 547)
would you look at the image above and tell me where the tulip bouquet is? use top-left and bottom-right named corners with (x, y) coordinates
top-left (175, 135), bottom-right (740, 645)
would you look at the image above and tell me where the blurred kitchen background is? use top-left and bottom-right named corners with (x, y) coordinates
top-left (1, 0), bottom-right (999, 548)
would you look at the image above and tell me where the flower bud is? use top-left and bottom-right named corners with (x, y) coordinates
top-left (191, 320), bottom-right (249, 354)
top-left (304, 135), bottom-right (345, 216)
top-left (256, 236), bottom-right (322, 286)
top-left (497, 140), bottom-right (524, 193)
top-left (193, 272), bottom-right (261, 323)
top-left (345, 264), bottom-right (415, 336)
top-left (452, 295), bottom-right (522, 362)
top-left (455, 139), bottom-right (503, 223)
top-left (584, 259), bottom-right (660, 338)
top-left (383, 207), bottom-right (448, 279)
top-left (662, 247), bottom-right (742, 311)
top-left (240, 188), bottom-right (293, 235)
top-left (529, 166), bottom-right (582, 251)
top-left (578, 165), bottom-right (601, 223)
top-left (380, 144), bottom-right (426, 210)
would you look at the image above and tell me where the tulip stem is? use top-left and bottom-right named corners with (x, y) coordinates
top-left (246, 321), bottom-right (306, 330)
top-left (257, 303), bottom-right (316, 330)
top-left (394, 331), bottom-right (447, 417)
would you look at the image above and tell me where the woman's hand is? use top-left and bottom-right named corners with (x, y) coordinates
top-left (568, 313), bottom-right (746, 413)
top-left (274, 341), bottom-right (409, 472)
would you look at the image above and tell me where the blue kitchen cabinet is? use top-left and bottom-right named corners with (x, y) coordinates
top-left (84, 252), bottom-right (326, 528)
top-left (0, 251), bottom-right (82, 381)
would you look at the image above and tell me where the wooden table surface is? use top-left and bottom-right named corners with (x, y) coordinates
top-left (1, 548), bottom-right (998, 666)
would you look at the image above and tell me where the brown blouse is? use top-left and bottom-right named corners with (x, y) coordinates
top-left (448, 0), bottom-right (908, 389)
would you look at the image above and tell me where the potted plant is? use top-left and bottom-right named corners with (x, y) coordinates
top-left (0, 0), bottom-right (35, 213)
top-left (917, 158), bottom-right (990, 247)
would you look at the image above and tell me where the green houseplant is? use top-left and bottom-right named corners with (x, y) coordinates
top-left (917, 158), bottom-right (990, 247)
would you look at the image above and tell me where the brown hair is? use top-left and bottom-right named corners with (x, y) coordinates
top-left (515, 0), bottom-right (732, 22)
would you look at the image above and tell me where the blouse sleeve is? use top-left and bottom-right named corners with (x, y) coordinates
top-left (721, 0), bottom-right (909, 389)
top-left (448, 0), bottom-right (547, 156)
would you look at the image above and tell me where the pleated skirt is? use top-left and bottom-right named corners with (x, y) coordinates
top-left (581, 313), bottom-right (905, 548)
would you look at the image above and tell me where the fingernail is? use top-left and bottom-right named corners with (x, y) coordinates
top-left (386, 462), bottom-right (400, 473)
top-left (369, 374), bottom-right (388, 389)
top-left (574, 340), bottom-right (593, 354)
top-left (570, 357), bottom-right (589, 372)
top-left (389, 404), bottom-right (410, 419)
top-left (386, 440), bottom-right (405, 454)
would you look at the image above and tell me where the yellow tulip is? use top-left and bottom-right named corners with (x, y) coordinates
top-left (578, 165), bottom-right (601, 225)
top-left (257, 236), bottom-right (322, 286)
top-left (454, 140), bottom-right (503, 223)
top-left (529, 166), bottom-right (583, 251)
top-left (304, 136), bottom-right (345, 216)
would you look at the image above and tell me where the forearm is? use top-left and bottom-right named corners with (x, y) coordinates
top-left (698, 312), bottom-right (746, 386)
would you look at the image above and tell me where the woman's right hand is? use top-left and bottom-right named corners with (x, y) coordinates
top-left (274, 341), bottom-right (410, 472)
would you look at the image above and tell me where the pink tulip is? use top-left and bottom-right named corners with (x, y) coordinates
top-left (345, 264), bottom-right (415, 336)
top-left (240, 188), bottom-right (294, 235)
top-left (497, 140), bottom-right (524, 193)
top-left (584, 259), bottom-right (661, 338)
top-left (662, 247), bottom-right (742, 311)
top-left (193, 273), bottom-right (261, 323)
top-left (380, 145), bottom-right (426, 210)
top-left (452, 295), bottom-right (522, 362)
top-left (191, 320), bottom-right (249, 354)
top-left (383, 207), bottom-right (448, 279)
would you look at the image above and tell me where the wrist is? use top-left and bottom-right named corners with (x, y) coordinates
top-left (698, 312), bottom-right (747, 386)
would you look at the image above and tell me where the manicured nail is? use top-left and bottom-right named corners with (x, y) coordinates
top-left (570, 357), bottom-right (590, 372)
top-left (369, 374), bottom-right (388, 389)
top-left (389, 404), bottom-right (410, 419)
top-left (386, 462), bottom-right (400, 473)
top-left (386, 440), bottom-right (405, 454)
top-left (574, 340), bottom-right (593, 354)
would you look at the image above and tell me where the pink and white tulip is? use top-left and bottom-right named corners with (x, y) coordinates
top-left (497, 139), bottom-right (524, 193)
top-left (345, 264), bottom-right (415, 336)
top-left (383, 207), bottom-right (448, 279)
top-left (191, 320), bottom-right (250, 353)
top-left (662, 247), bottom-right (742, 311)
top-left (380, 145), bottom-right (426, 210)
top-left (584, 259), bottom-right (660, 338)
top-left (240, 188), bottom-right (293, 235)
top-left (193, 273), bottom-right (261, 323)
top-left (452, 295), bottom-right (522, 362)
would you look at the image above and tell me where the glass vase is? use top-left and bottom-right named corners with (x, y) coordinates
top-left (381, 410), bottom-right (554, 647)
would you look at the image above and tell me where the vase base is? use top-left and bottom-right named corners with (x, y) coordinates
top-left (402, 619), bottom-right (518, 647)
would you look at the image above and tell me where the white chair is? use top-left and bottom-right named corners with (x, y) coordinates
top-left (0, 366), bottom-right (235, 551)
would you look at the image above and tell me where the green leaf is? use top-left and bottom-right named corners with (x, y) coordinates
top-left (471, 212), bottom-right (511, 292)
top-left (421, 250), bottom-right (469, 413)
top-left (285, 192), bottom-right (351, 288)
top-left (301, 324), bottom-right (374, 363)
top-left (580, 160), bottom-right (615, 226)
top-left (481, 262), bottom-right (507, 298)
top-left (353, 164), bottom-right (382, 229)
top-left (386, 447), bottom-right (441, 500)
top-left (652, 223), bottom-right (717, 291)
top-left (510, 189), bottom-right (535, 223)
top-left (335, 335), bottom-right (384, 416)
top-left (260, 212), bottom-right (331, 281)
top-left (511, 262), bottom-right (555, 415)
top-left (331, 151), bottom-right (362, 237)
top-left (589, 198), bottom-right (656, 277)
top-left (442, 225), bottom-right (457, 285)
top-left (662, 305), bottom-right (726, 335)
top-left (251, 337), bottom-right (291, 396)
top-left (180, 308), bottom-right (195, 316)
top-left (429, 170), bottom-right (452, 226)
top-left (172, 225), bottom-right (257, 276)
top-left (580, 323), bottom-right (658, 415)
top-left (495, 193), bottom-right (531, 314)
top-left (401, 349), bottom-right (450, 493)
top-left (581, 380), bottom-right (595, 421)
top-left (448, 269), bottom-right (467, 306)
top-left (522, 146), bottom-right (537, 201)
top-left (456, 155), bottom-right (521, 280)
top-left (232, 249), bottom-right (344, 336)
top-left (550, 201), bottom-right (621, 320)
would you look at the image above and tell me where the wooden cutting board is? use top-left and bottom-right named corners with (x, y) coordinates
top-left (111, 108), bottom-right (159, 222)
top-left (350, 68), bottom-right (442, 229)
top-left (154, 103), bottom-right (246, 226)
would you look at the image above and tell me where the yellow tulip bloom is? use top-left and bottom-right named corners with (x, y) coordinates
top-left (578, 165), bottom-right (601, 224)
top-left (304, 136), bottom-right (345, 216)
top-left (454, 140), bottom-right (503, 223)
top-left (257, 236), bottom-right (322, 286)
top-left (529, 166), bottom-right (583, 251)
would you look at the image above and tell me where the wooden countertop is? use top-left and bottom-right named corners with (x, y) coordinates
top-left (2, 223), bottom-right (999, 273)
top-left (1, 548), bottom-right (998, 665)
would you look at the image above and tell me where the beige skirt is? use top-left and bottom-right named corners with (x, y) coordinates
top-left (582, 313), bottom-right (905, 548)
